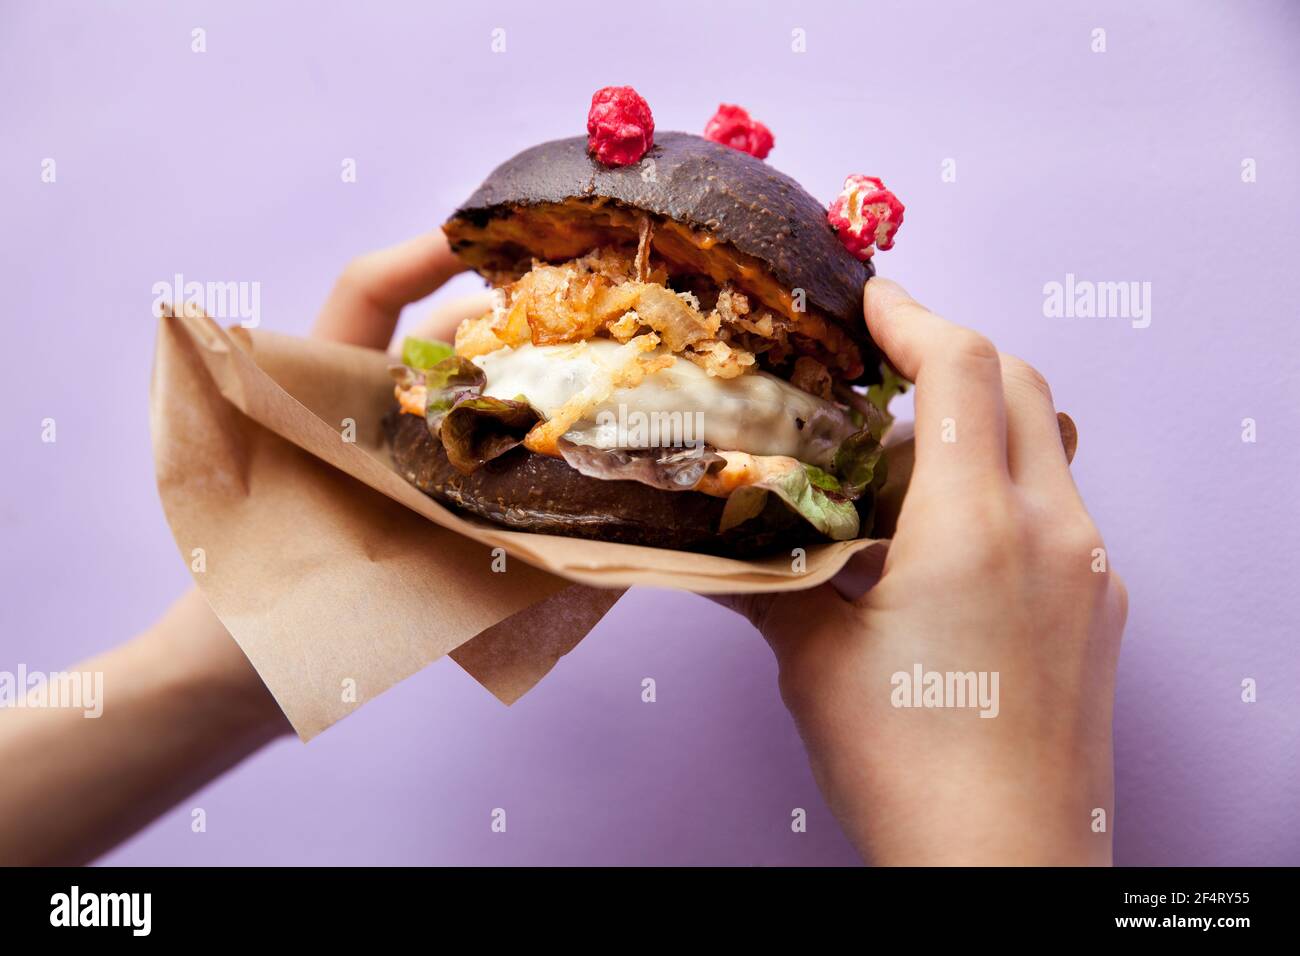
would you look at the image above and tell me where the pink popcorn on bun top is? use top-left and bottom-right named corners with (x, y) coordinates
top-left (586, 86), bottom-right (655, 167)
top-left (703, 103), bottom-right (774, 160)
top-left (827, 174), bottom-right (905, 259)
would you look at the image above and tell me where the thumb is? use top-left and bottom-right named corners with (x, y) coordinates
top-left (708, 584), bottom-right (844, 659)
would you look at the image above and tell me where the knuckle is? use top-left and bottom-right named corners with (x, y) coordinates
top-left (1003, 355), bottom-right (1054, 404)
top-left (1064, 515), bottom-right (1105, 554)
top-left (338, 254), bottom-right (381, 298)
top-left (1043, 515), bottom-right (1107, 576)
top-left (339, 255), bottom-right (370, 286)
top-left (335, 254), bottom-right (392, 311)
top-left (946, 329), bottom-right (1000, 367)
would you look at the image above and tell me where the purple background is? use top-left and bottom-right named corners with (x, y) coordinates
top-left (2, 0), bottom-right (1297, 865)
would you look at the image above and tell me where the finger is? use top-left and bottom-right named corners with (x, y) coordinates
top-left (708, 584), bottom-right (845, 659)
top-left (864, 278), bottom-right (1008, 487)
top-left (313, 231), bottom-right (465, 348)
top-left (388, 290), bottom-right (496, 358)
top-left (998, 354), bottom-right (1076, 494)
top-left (829, 544), bottom-right (889, 601)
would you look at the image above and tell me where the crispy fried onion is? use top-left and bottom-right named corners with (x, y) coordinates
top-left (453, 250), bottom-right (803, 380)
top-left (683, 339), bottom-right (756, 377)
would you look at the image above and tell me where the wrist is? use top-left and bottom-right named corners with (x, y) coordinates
top-left (845, 790), bottom-right (1112, 866)
top-left (149, 589), bottom-right (292, 742)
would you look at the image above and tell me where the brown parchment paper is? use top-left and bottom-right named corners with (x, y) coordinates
top-left (149, 307), bottom-right (915, 739)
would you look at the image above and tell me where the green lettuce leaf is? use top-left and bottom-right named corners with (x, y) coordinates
top-left (401, 336), bottom-right (455, 370)
top-left (720, 461), bottom-right (860, 541)
top-left (865, 362), bottom-right (909, 437)
top-left (832, 428), bottom-right (887, 499)
top-left (422, 356), bottom-right (487, 432)
top-left (716, 421), bottom-right (888, 541)
top-left (411, 354), bottom-right (539, 473)
top-left (405, 351), bottom-right (543, 476)
top-left (440, 396), bottom-right (540, 475)
top-left (834, 361), bottom-right (908, 443)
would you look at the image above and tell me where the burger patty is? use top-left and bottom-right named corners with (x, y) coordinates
top-left (385, 408), bottom-right (833, 556)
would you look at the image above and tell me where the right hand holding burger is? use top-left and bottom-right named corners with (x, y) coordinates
top-left (720, 278), bottom-right (1129, 866)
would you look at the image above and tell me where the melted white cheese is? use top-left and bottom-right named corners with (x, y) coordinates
top-left (473, 341), bottom-right (856, 466)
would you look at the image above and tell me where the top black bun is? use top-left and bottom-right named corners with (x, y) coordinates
top-left (444, 132), bottom-right (879, 381)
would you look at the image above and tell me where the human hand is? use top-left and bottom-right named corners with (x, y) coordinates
top-left (723, 278), bottom-right (1128, 866)
top-left (0, 231), bottom-right (473, 864)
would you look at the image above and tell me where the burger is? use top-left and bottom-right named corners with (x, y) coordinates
top-left (385, 91), bottom-right (906, 556)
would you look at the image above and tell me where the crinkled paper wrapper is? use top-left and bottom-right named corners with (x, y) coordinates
top-left (149, 308), bottom-right (913, 740)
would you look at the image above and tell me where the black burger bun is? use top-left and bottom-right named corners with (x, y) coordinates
top-left (443, 132), bottom-right (880, 381)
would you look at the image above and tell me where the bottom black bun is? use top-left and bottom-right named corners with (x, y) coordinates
top-left (385, 409), bottom-right (834, 557)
